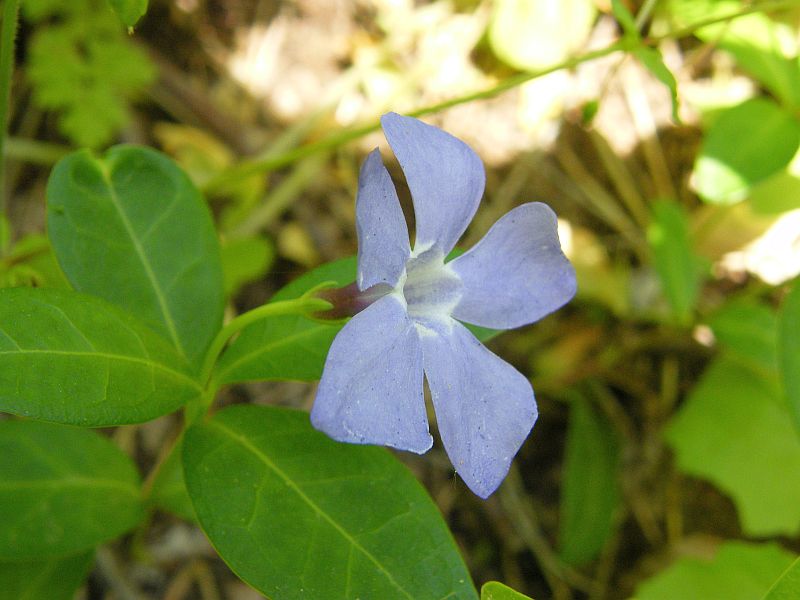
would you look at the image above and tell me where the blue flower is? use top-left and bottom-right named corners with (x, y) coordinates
top-left (311, 113), bottom-right (576, 498)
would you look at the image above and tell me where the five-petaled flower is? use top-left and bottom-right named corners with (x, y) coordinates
top-left (311, 113), bottom-right (576, 498)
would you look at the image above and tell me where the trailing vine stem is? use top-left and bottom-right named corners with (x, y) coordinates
top-left (202, 0), bottom-right (799, 194)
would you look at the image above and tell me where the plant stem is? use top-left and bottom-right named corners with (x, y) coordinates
top-left (0, 0), bottom-right (20, 214)
top-left (203, 0), bottom-right (799, 192)
top-left (198, 295), bottom-right (332, 390)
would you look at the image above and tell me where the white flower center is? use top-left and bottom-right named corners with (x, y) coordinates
top-left (395, 248), bottom-right (462, 330)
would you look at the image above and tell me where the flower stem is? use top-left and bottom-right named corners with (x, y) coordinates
top-left (198, 295), bottom-right (332, 392)
top-left (0, 0), bottom-right (20, 214)
top-left (202, 0), bottom-right (798, 193)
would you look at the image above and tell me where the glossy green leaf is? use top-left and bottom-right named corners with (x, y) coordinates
top-left (559, 396), bottom-right (620, 565)
top-left (489, 0), bottom-right (596, 71)
top-left (214, 257), bottom-right (356, 384)
top-left (665, 357), bottom-right (800, 535)
top-left (221, 235), bottom-right (275, 298)
top-left (648, 200), bottom-right (701, 324)
top-left (0, 420), bottom-right (144, 559)
top-left (763, 557), bottom-right (800, 600)
top-left (0, 551), bottom-right (94, 599)
top-left (0, 287), bottom-right (200, 426)
top-left (107, 0), bottom-right (147, 27)
top-left (481, 581), bottom-right (533, 600)
top-left (636, 541), bottom-right (796, 600)
top-left (693, 98), bottom-right (800, 204)
top-left (47, 145), bottom-right (224, 368)
top-left (778, 278), bottom-right (800, 431)
top-left (183, 405), bottom-right (478, 600)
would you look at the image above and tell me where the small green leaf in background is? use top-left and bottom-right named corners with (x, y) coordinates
top-left (763, 557), bottom-right (800, 600)
top-left (633, 48), bottom-right (680, 123)
top-left (647, 200), bottom-right (702, 324)
top-left (665, 356), bottom-right (800, 536)
top-left (0, 287), bottom-right (200, 426)
top-left (0, 420), bottom-right (143, 559)
top-left (24, 0), bottom-right (155, 148)
top-left (213, 256), bottom-right (357, 384)
top-left (47, 145), bottom-right (225, 369)
top-left (220, 235), bottom-right (275, 299)
top-left (559, 395), bottom-right (620, 565)
top-left (481, 581), bottom-right (534, 600)
top-left (183, 405), bottom-right (478, 600)
top-left (750, 170), bottom-right (800, 215)
top-left (635, 541), bottom-right (796, 600)
top-left (693, 98), bottom-right (800, 205)
top-left (778, 278), bottom-right (800, 432)
top-left (488, 0), bottom-right (596, 71)
top-left (107, 0), bottom-right (147, 27)
top-left (0, 552), bottom-right (94, 600)
top-left (709, 299), bottom-right (779, 378)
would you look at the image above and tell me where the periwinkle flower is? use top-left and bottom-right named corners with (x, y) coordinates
top-left (311, 113), bottom-right (576, 498)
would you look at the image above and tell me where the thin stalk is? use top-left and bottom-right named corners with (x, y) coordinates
top-left (0, 0), bottom-right (20, 213)
top-left (203, 0), bottom-right (799, 192)
top-left (198, 295), bottom-right (332, 389)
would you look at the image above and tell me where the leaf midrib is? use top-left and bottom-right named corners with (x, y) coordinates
top-left (99, 163), bottom-right (187, 359)
top-left (0, 348), bottom-right (201, 392)
top-left (208, 420), bottom-right (415, 600)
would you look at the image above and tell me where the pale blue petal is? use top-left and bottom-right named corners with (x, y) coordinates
top-left (420, 320), bottom-right (537, 498)
top-left (381, 113), bottom-right (485, 255)
top-left (311, 294), bottom-right (432, 453)
top-left (356, 149), bottom-right (411, 290)
top-left (450, 202), bottom-right (576, 330)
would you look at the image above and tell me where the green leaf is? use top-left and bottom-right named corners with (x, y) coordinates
top-left (750, 170), bottom-right (800, 215)
top-left (221, 235), bottom-right (275, 298)
top-left (665, 357), bottom-right (800, 535)
top-left (147, 437), bottom-right (195, 521)
top-left (107, 0), bottom-right (147, 27)
top-left (778, 278), bottom-right (800, 432)
top-left (183, 405), bottom-right (478, 600)
top-left (47, 145), bottom-right (224, 369)
top-left (558, 396), bottom-right (620, 565)
top-left (0, 287), bottom-right (200, 426)
top-left (481, 581), bottom-right (534, 600)
top-left (0, 551), bottom-right (94, 599)
top-left (693, 98), bottom-right (800, 204)
top-left (708, 299), bottom-right (779, 379)
top-left (489, 0), bottom-right (596, 71)
top-left (634, 47), bottom-right (680, 123)
top-left (214, 257), bottom-right (357, 384)
top-left (26, 1), bottom-right (156, 148)
top-left (647, 200), bottom-right (701, 324)
top-left (635, 541), bottom-right (796, 600)
top-left (763, 557), bottom-right (800, 600)
top-left (0, 420), bottom-right (144, 559)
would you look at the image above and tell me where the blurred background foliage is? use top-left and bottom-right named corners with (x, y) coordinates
top-left (2, 0), bottom-right (800, 598)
